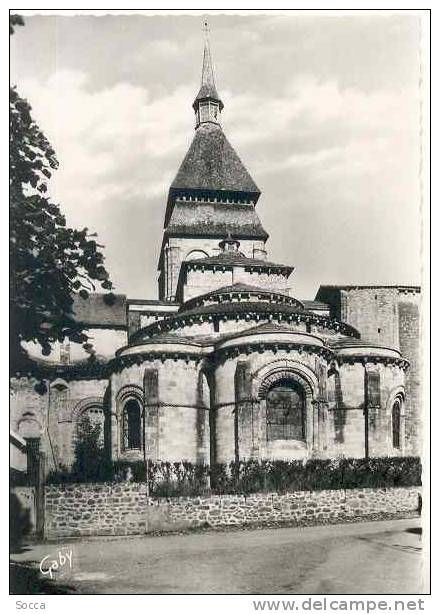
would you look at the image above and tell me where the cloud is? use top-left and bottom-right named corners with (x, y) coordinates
top-left (11, 15), bottom-right (422, 301)
top-left (18, 69), bottom-right (194, 210)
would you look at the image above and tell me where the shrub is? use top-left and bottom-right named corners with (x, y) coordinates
top-left (46, 417), bottom-right (111, 484)
top-left (45, 456), bottom-right (422, 496)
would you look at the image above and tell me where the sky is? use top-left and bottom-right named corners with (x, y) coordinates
top-left (10, 12), bottom-right (423, 301)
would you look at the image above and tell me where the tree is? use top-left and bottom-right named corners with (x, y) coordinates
top-left (10, 15), bottom-right (113, 369)
top-left (72, 415), bottom-right (109, 482)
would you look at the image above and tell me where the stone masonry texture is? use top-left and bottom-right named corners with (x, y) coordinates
top-left (44, 483), bottom-right (420, 539)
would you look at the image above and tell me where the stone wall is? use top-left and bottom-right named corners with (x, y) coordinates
top-left (183, 267), bottom-right (290, 302)
top-left (10, 376), bottom-right (110, 471)
top-left (398, 301), bottom-right (421, 454)
top-left (315, 286), bottom-right (421, 457)
top-left (161, 235), bottom-right (267, 301)
top-left (110, 359), bottom-right (208, 463)
top-left (44, 483), bottom-right (419, 539)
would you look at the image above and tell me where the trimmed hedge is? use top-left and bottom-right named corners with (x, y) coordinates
top-left (46, 456), bottom-right (422, 497)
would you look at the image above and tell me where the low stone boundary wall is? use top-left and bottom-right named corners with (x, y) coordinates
top-left (44, 484), bottom-right (419, 538)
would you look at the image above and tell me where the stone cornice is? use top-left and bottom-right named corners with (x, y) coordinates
top-left (11, 358), bottom-right (110, 383)
top-left (131, 306), bottom-right (360, 343)
top-left (12, 334), bottom-right (409, 382)
top-left (110, 353), bottom-right (205, 373)
top-left (216, 331), bottom-right (326, 354)
top-left (117, 340), bottom-right (208, 358)
top-left (114, 333), bottom-right (407, 371)
top-left (214, 342), bottom-right (408, 370)
top-left (215, 340), bottom-right (334, 361)
top-left (334, 345), bottom-right (402, 360)
top-left (334, 354), bottom-right (409, 370)
top-left (181, 288), bottom-right (303, 312)
top-left (184, 260), bottom-right (292, 275)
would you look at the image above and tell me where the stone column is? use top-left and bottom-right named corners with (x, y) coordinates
top-left (364, 363), bottom-right (384, 457)
top-left (167, 245), bottom-right (181, 300)
top-left (311, 399), bottom-right (319, 453)
top-left (398, 301), bottom-right (420, 455)
top-left (196, 371), bottom-right (210, 464)
top-left (312, 397), bottom-right (328, 455)
top-left (234, 361), bottom-right (253, 460)
top-left (110, 412), bottom-right (119, 461)
top-left (250, 400), bottom-right (261, 460)
top-left (258, 399), bottom-right (267, 459)
top-left (108, 376), bottom-right (120, 461)
top-left (314, 359), bottom-right (330, 455)
top-left (144, 369), bottom-right (159, 461)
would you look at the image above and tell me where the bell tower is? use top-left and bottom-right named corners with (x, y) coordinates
top-left (158, 24), bottom-right (269, 301)
top-left (193, 22), bottom-right (224, 128)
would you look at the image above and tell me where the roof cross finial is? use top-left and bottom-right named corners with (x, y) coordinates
top-left (203, 20), bottom-right (210, 40)
top-left (192, 20), bottom-right (224, 122)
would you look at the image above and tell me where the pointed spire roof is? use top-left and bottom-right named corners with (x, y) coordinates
top-left (193, 21), bottom-right (223, 110)
top-left (170, 122), bottom-right (260, 194)
top-left (163, 22), bottom-right (264, 233)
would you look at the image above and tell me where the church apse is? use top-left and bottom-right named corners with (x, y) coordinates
top-left (10, 25), bottom-right (418, 471)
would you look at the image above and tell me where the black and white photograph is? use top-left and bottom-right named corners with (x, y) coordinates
top-left (9, 7), bottom-right (430, 603)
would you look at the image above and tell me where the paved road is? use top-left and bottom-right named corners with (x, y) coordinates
top-left (11, 519), bottom-right (425, 594)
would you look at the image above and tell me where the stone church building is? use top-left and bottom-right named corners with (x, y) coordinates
top-left (10, 35), bottom-right (421, 473)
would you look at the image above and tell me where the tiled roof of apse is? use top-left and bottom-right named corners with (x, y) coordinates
top-left (72, 293), bottom-right (127, 327)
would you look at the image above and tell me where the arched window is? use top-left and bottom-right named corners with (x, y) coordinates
top-left (266, 379), bottom-right (306, 441)
top-left (123, 399), bottom-right (142, 450)
top-left (392, 399), bottom-right (401, 449)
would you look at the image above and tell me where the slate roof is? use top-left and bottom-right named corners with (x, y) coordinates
top-left (193, 36), bottom-right (223, 109)
top-left (72, 293), bottom-right (127, 328)
top-left (178, 301), bottom-right (304, 319)
top-left (130, 332), bottom-right (203, 347)
top-left (169, 123), bottom-right (260, 196)
top-left (328, 337), bottom-right (398, 351)
top-left (165, 200), bottom-right (268, 240)
top-left (315, 285), bottom-right (421, 304)
top-left (193, 282), bottom-right (288, 295)
top-left (184, 252), bottom-right (292, 271)
top-left (132, 299), bottom-right (361, 343)
top-left (222, 322), bottom-right (302, 340)
top-left (128, 299), bottom-right (180, 307)
top-left (302, 300), bottom-right (330, 311)
top-left (181, 283), bottom-right (301, 311)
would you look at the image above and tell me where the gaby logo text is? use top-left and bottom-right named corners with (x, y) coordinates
top-left (39, 548), bottom-right (73, 580)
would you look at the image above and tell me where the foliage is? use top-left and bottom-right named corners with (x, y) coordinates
top-left (72, 416), bottom-right (108, 481)
top-left (210, 457), bottom-right (422, 494)
top-left (10, 15), bottom-right (113, 368)
top-left (46, 456), bottom-right (422, 496)
top-left (47, 416), bottom-right (110, 483)
top-left (10, 14), bottom-right (24, 34)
